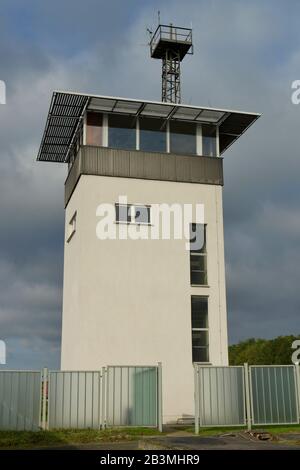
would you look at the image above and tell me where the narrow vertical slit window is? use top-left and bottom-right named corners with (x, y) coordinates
top-left (190, 223), bottom-right (207, 285)
top-left (67, 211), bottom-right (77, 242)
top-left (191, 296), bottom-right (209, 363)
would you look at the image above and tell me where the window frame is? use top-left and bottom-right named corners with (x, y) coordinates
top-left (86, 111), bottom-right (103, 147)
top-left (139, 116), bottom-right (167, 153)
top-left (191, 295), bottom-right (210, 364)
top-left (115, 203), bottom-right (151, 225)
top-left (169, 120), bottom-right (197, 155)
top-left (202, 124), bottom-right (218, 157)
top-left (107, 114), bottom-right (137, 151)
top-left (83, 112), bottom-right (220, 158)
top-left (190, 223), bottom-right (208, 286)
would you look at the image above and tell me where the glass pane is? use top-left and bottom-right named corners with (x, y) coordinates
top-left (202, 124), bottom-right (217, 157)
top-left (191, 271), bottom-right (207, 285)
top-left (141, 103), bottom-right (173, 117)
top-left (190, 224), bottom-right (206, 253)
top-left (192, 330), bottom-right (208, 347)
top-left (134, 205), bottom-right (150, 224)
top-left (139, 117), bottom-right (166, 153)
top-left (192, 346), bottom-right (209, 363)
top-left (170, 121), bottom-right (196, 155)
top-left (108, 114), bottom-right (136, 150)
top-left (191, 303), bottom-right (208, 327)
top-left (191, 297), bottom-right (208, 327)
top-left (190, 254), bottom-right (206, 271)
top-left (116, 204), bottom-right (131, 223)
top-left (86, 112), bottom-right (102, 146)
top-left (197, 109), bottom-right (225, 123)
top-left (190, 253), bottom-right (207, 285)
top-left (114, 100), bottom-right (142, 114)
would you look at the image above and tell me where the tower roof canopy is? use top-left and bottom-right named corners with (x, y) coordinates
top-left (37, 91), bottom-right (260, 163)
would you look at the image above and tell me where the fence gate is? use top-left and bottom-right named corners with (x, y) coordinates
top-left (195, 365), bottom-right (246, 431)
top-left (48, 370), bottom-right (105, 429)
top-left (249, 365), bottom-right (299, 425)
top-left (0, 371), bottom-right (41, 431)
top-left (106, 366), bottom-right (160, 427)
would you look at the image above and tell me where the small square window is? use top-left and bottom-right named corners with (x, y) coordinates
top-left (115, 203), bottom-right (151, 225)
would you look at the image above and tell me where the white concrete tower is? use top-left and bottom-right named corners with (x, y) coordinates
top-left (37, 27), bottom-right (259, 421)
top-left (37, 91), bottom-right (259, 422)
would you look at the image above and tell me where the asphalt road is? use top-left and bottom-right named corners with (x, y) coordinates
top-left (139, 434), bottom-right (300, 450)
top-left (34, 433), bottom-right (300, 450)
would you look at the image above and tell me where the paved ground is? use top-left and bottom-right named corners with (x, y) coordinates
top-left (139, 433), bottom-right (300, 450)
top-left (35, 432), bottom-right (300, 451)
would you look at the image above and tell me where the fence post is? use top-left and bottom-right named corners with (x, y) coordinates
top-left (244, 363), bottom-right (252, 431)
top-left (41, 367), bottom-right (48, 430)
top-left (295, 363), bottom-right (300, 423)
top-left (194, 364), bottom-right (199, 434)
top-left (101, 367), bottom-right (106, 429)
top-left (157, 362), bottom-right (163, 432)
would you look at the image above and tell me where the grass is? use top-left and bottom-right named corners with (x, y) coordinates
top-left (0, 427), bottom-right (162, 449)
top-left (1, 424), bottom-right (300, 449)
top-left (191, 424), bottom-right (300, 436)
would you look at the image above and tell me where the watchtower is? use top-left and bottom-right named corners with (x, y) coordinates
top-left (36, 20), bottom-right (260, 423)
top-left (150, 24), bottom-right (193, 104)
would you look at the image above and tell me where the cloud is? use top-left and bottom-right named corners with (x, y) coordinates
top-left (0, 0), bottom-right (300, 368)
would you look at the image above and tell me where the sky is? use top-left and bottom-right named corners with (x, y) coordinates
top-left (0, 0), bottom-right (300, 369)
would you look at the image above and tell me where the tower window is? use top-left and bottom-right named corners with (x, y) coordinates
top-left (191, 296), bottom-right (209, 363)
top-left (86, 112), bottom-right (103, 146)
top-left (202, 124), bottom-right (217, 157)
top-left (170, 121), bottom-right (196, 155)
top-left (139, 117), bottom-right (167, 153)
top-left (190, 224), bottom-right (207, 285)
top-left (115, 204), bottom-right (151, 225)
top-left (108, 114), bottom-right (136, 150)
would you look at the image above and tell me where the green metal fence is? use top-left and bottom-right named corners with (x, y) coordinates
top-left (194, 365), bottom-right (246, 431)
top-left (195, 363), bottom-right (300, 432)
top-left (106, 366), bottom-right (159, 427)
top-left (0, 364), bottom-right (162, 431)
top-left (250, 365), bottom-right (299, 425)
top-left (0, 370), bottom-right (42, 431)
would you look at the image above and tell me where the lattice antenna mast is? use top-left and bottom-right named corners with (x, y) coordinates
top-left (149, 23), bottom-right (193, 104)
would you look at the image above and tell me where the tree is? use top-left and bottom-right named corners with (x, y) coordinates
top-left (229, 335), bottom-right (300, 365)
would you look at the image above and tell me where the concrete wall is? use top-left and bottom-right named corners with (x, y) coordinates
top-left (61, 175), bottom-right (228, 423)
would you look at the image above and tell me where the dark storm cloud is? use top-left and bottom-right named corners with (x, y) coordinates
top-left (0, 0), bottom-right (299, 368)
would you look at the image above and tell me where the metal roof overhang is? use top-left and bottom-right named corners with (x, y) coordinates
top-left (37, 91), bottom-right (260, 163)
